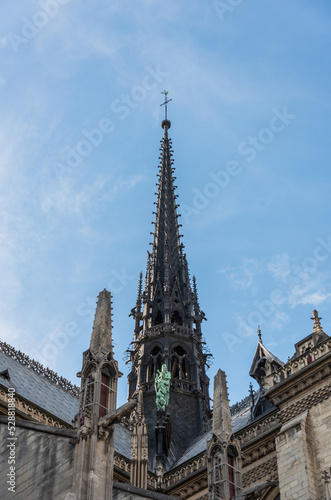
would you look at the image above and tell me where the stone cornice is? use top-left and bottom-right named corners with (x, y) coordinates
top-left (235, 410), bottom-right (280, 447)
top-left (0, 415), bottom-right (77, 437)
top-left (278, 382), bottom-right (331, 423)
top-left (0, 384), bottom-right (73, 428)
top-left (241, 435), bottom-right (277, 466)
top-left (166, 471), bottom-right (208, 499)
top-left (264, 338), bottom-right (331, 396)
top-left (163, 453), bottom-right (207, 492)
top-left (242, 456), bottom-right (278, 489)
top-left (266, 356), bottom-right (331, 407)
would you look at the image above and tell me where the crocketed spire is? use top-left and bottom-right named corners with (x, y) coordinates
top-left (90, 289), bottom-right (113, 356)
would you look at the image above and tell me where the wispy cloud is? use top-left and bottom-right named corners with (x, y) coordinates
top-left (41, 172), bottom-right (145, 215)
top-left (218, 258), bottom-right (264, 291)
top-left (267, 253), bottom-right (331, 309)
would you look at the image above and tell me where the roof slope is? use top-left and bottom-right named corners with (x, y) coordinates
top-left (0, 343), bottom-right (79, 425)
top-left (0, 340), bottom-right (133, 457)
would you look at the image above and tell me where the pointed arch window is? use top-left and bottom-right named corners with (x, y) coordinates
top-left (171, 310), bottom-right (182, 325)
top-left (99, 373), bottom-right (110, 418)
top-left (155, 310), bottom-right (163, 325)
top-left (171, 345), bottom-right (190, 380)
top-left (147, 346), bottom-right (162, 381)
top-left (227, 446), bottom-right (241, 498)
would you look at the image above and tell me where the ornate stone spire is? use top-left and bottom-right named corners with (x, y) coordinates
top-left (212, 369), bottom-right (232, 437)
top-left (90, 288), bottom-right (113, 356)
top-left (139, 98), bottom-right (201, 331)
top-left (73, 289), bottom-right (122, 499)
top-left (127, 107), bottom-right (211, 471)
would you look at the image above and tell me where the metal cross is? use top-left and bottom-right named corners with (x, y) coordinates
top-left (160, 90), bottom-right (172, 120)
top-left (257, 325), bottom-right (262, 343)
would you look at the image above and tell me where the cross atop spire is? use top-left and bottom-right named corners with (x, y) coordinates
top-left (160, 90), bottom-right (172, 128)
top-left (257, 325), bottom-right (262, 343)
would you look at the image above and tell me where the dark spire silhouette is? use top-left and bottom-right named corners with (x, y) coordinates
top-left (128, 102), bottom-right (211, 471)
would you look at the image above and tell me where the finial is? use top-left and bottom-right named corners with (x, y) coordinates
top-left (257, 325), bottom-right (262, 343)
top-left (311, 309), bottom-right (325, 336)
top-left (160, 90), bottom-right (172, 129)
top-left (311, 309), bottom-right (321, 328)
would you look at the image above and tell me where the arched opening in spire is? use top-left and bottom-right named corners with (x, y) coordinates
top-left (171, 345), bottom-right (190, 380)
top-left (155, 310), bottom-right (163, 325)
top-left (171, 310), bottom-right (182, 325)
top-left (147, 345), bottom-right (162, 381)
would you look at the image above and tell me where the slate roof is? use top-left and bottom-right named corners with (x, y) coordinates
top-left (232, 404), bottom-right (252, 433)
top-left (172, 428), bottom-right (212, 468)
top-left (172, 399), bottom-right (254, 469)
top-left (113, 423), bottom-right (132, 459)
top-left (0, 347), bottom-right (78, 425)
top-left (0, 341), bottom-right (133, 457)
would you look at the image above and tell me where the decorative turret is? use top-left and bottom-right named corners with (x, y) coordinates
top-left (127, 96), bottom-right (211, 471)
top-left (249, 326), bottom-right (284, 388)
top-left (90, 288), bottom-right (114, 357)
top-left (77, 289), bottom-right (120, 428)
top-left (207, 370), bottom-right (242, 499)
top-left (72, 289), bottom-right (123, 500)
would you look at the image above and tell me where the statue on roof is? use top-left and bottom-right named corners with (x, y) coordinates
top-left (155, 364), bottom-right (171, 410)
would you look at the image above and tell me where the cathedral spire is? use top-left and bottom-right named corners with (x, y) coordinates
top-left (140, 96), bottom-right (198, 330)
top-left (128, 111), bottom-right (211, 471)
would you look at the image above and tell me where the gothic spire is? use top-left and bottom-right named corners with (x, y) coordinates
top-left (128, 109), bottom-right (211, 471)
top-left (149, 118), bottom-right (182, 292)
top-left (90, 288), bottom-right (113, 356)
top-left (138, 98), bottom-right (199, 330)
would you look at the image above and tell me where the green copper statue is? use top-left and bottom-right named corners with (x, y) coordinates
top-left (155, 364), bottom-right (171, 410)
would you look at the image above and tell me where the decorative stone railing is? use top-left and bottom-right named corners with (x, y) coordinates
top-left (143, 378), bottom-right (197, 392)
top-left (171, 379), bottom-right (197, 392)
top-left (138, 324), bottom-right (199, 341)
top-left (163, 454), bottom-right (208, 488)
top-left (147, 472), bottom-right (157, 489)
top-left (114, 453), bottom-right (131, 475)
top-left (236, 412), bottom-right (280, 448)
top-left (263, 338), bottom-right (331, 391)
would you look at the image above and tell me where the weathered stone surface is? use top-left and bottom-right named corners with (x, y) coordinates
top-left (0, 422), bottom-right (74, 500)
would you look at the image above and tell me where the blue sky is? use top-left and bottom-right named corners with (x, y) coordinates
top-left (1, 0), bottom-right (331, 407)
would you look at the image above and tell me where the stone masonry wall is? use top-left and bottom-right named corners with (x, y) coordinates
top-left (307, 397), bottom-right (331, 499)
top-left (276, 411), bottom-right (320, 500)
top-left (0, 421), bottom-right (75, 500)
